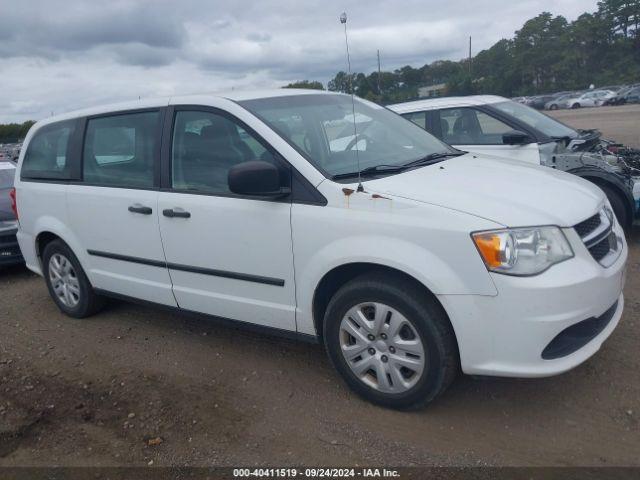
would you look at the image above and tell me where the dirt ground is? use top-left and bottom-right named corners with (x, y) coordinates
top-left (1, 105), bottom-right (639, 468)
top-left (547, 103), bottom-right (640, 148)
top-left (0, 232), bottom-right (638, 468)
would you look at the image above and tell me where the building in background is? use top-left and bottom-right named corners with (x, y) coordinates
top-left (418, 83), bottom-right (447, 98)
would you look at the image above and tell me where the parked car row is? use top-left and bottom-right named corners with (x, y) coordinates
top-left (513, 83), bottom-right (640, 110)
top-left (0, 143), bottom-right (22, 163)
top-left (602, 85), bottom-right (640, 106)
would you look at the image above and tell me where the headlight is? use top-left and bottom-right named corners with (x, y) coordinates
top-left (472, 226), bottom-right (574, 276)
top-left (603, 203), bottom-right (615, 226)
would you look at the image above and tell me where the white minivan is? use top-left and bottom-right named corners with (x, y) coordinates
top-left (13, 90), bottom-right (626, 409)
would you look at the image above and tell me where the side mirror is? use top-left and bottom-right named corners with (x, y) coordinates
top-left (502, 130), bottom-right (533, 145)
top-left (228, 160), bottom-right (290, 197)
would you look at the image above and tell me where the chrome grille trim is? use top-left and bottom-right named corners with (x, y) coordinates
top-left (574, 207), bottom-right (621, 267)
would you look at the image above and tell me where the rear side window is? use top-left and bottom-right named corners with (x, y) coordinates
top-left (21, 121), bottom-right (75, 179)
top-left (83, 111), bottom-right (159, 188)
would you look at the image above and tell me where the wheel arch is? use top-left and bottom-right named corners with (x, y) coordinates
top-left (31, 218), bottom-right (89, 273)
top-left (569, 167), bottom-right (635, 227)
top-left (312, 262), bottom-right (461, 353)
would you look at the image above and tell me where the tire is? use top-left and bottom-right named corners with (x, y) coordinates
top-left (323, 272), bottom-right (458, 409)
top-left (598, 184), bottom-right (630, 231)
top-left (42, 239), bottom-right (105, 318)
top-left (550, 104), bottom-right (558, 110)
top-left (571, 103), bottom-right (581, 109)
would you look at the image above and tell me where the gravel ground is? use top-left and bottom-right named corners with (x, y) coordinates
top-left (0, 232), bottom-right (639, 468)
top-left (0, 105), bottom-right (639, 467)
top-left (547, 104), bottom-right (640, 148)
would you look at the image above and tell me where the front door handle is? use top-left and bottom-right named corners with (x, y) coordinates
top-left (163, 208), bottom-right (191, 219)
top-left (128, 204), bottom-right (153, 215)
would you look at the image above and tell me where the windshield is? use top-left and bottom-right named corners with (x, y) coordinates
top-left (492, 100), bottom-right (577, 139)
top-left (239, 94), bottom-right (455, 178)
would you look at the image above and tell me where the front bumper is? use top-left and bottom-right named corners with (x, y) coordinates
top-left (0, 227), bottom-right (24, 266)
top-left (438, 226), bottom-right (627, 378)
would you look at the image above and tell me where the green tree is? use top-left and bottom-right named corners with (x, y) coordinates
top-left (283, 80), bottom-right (324, 90)
top-left (0, 121), bottom-right (35, 143)
top-left (327, 71), bottom-right (356, 93)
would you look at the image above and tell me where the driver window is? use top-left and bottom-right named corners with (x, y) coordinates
top-left (171, 110), bottom-right (276, 194)
top-left (439, 108), bottom-right (513, 145)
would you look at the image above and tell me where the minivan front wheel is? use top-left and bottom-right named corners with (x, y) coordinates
top-left (323, 273), bottom-right (458, 409)
top-left (42, 240), bottom-right (104, 318)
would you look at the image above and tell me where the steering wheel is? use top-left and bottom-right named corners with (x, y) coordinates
top-left (345, 133), bottom-right (374, 151)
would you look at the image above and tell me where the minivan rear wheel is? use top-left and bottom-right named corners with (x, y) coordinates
top-left (323, 272), bottom-right (458, 409)
top-left (42, 240), bottom-right (105, 318)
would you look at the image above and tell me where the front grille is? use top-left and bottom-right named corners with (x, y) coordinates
top-left (574, 208), bottom-right (620, 267)
top-left (574, 213), bottom-right (601, 238)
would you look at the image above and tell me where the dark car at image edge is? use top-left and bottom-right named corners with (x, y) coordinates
top-left (0, 162), bottom-right (23, 267)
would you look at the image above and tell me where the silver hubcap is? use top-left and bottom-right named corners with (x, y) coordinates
top-left (48, 253), bottom-right (80, 308)
top-left (339, 302), bottom-right (426, 394)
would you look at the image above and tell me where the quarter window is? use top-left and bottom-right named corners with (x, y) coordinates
top-left (83, 111), bottom-right (159, 188)
top-left (171, 110), bottom-right (277, 194)
top-left (403, 111), bottom-right (427, 130)
top-left (21, 121), bottom-right (74, 179)
top-left (439, 108), bottom-right (513, 145)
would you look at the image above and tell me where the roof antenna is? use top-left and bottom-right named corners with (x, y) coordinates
top-left (340, 12), bottom-right (363, 192)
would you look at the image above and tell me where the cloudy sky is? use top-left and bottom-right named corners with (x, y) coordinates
top-left (0, 0), bottom-right (597, 122)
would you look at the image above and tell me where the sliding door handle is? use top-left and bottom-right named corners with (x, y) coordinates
top-left (128, 204), bottom-right (153, 215)
top-left (163, 208), bottom-right (191, 218)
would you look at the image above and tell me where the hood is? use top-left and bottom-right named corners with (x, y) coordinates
top-left (366, 153), bottom-right (604, 227)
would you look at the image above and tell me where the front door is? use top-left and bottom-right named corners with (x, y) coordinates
top-left (157, 107), bottom-right (296, 331)
top-left (438, 107), bottom-right (541, 165)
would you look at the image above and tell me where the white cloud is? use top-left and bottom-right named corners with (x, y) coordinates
top-left (0, 0), bottom-right (598, 122)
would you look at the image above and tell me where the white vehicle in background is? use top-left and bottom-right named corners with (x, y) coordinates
top-left (390, 95), bottom-right (639, 228)
top-left (565, 90), bottom-right (615, 109)
top-left (13, 90), bottom-right (626, 409)
top-left (545, 93), bottom-right (576, 110)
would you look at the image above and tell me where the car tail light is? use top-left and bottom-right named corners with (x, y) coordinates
top-left (9, 187), bottom-right (18, 220)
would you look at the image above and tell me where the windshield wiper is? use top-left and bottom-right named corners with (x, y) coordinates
top-left (402, 151), bottom-right (464, 168)
top-left (332, 164), bottom-right (409, 180)
top-left (331, 152), bottom-right (464, 181)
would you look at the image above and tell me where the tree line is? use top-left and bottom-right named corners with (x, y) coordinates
top-left (0, 121), bottom-right (35, 144)
top-left (286, 0), bottom-right (640, 103)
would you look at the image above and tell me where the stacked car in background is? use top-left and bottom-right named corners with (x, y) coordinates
top-left (0, 143), bottom-right (21, 162)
